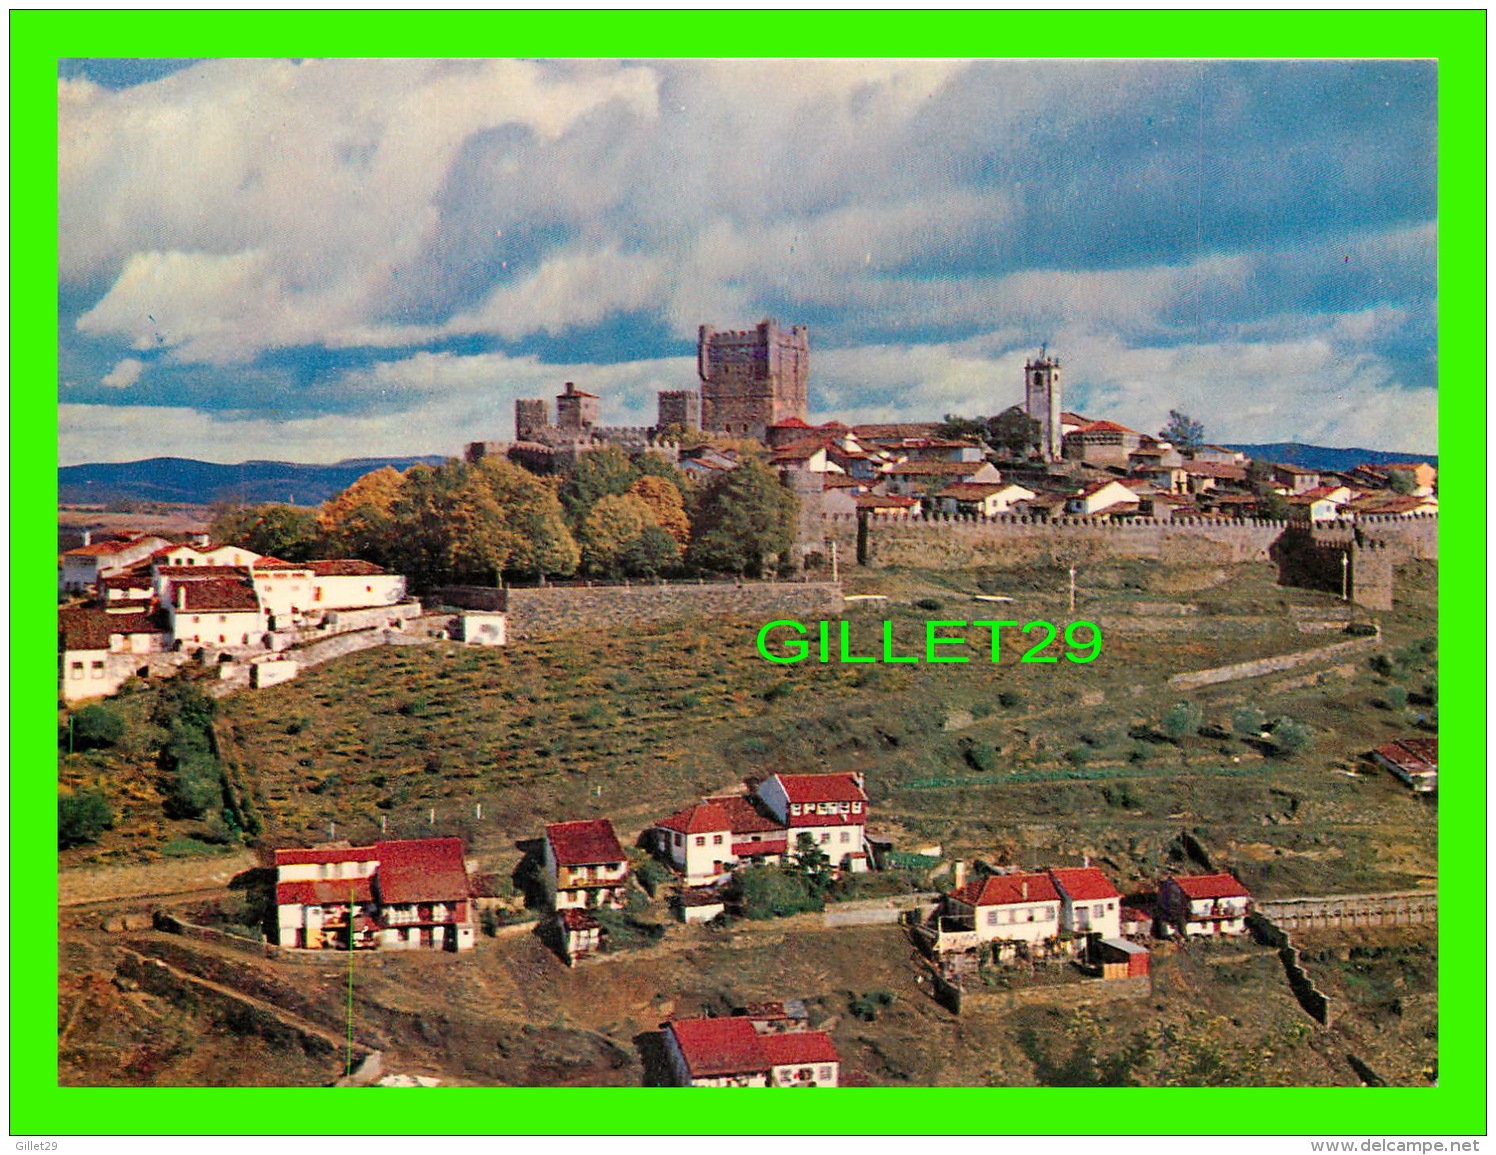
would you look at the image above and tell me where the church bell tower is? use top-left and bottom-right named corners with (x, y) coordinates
top-left (1024, 348), bottom-right (1063, 462)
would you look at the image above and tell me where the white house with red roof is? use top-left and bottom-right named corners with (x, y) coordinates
top-left (933, 481), bottom-right (1036, 517)
top-left (1049, 867), bottom-right (1122, 939)
top-left (274, 838), bottom-right (476, 951)
top-left (543, 819), bottom-right (631, 911)
top-left (164, 576), bottom-right (269, 650)
top-left (754, 773), bottom-right (869, 873)
top-left (306, 559), bottom-right (407, 610)
top-left (652, 795), bottom-right (787, 885)
top-left (943, 870), bottom-right (1062, 946)
top-left (60, 534), bottom-right (172, 593)
top-left (663, 1016), bottom-right (840, 1087)
top-left (1157, 872), bottom-right (1253, 937)
top-left (1286, 485), bottom-right (1354, 523)
top-left (1063, 420), bottom-right (1145, 467)
top-left (1371, 737), bottom-right (1437, 793)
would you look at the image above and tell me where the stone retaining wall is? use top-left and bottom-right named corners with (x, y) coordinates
top-left (1256, 891), bottom-right (1436, 931)
top-left (1167, 631), bottom-right (1381, 691)
top-left (443, 580), bottom-right (844, 641)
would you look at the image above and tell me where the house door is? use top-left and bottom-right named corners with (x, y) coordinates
top-left (420, 927), bottom-right (433, 948)
top-left (1076, 908), bottom-right (1090, 931)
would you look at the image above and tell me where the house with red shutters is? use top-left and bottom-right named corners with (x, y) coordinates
top-left (273, 837), bottom-right (476, 952)
top-left (1157, 872), bottom-right (1253, 937)
top-left (543, 819), bottom-right (630, 911)
top-left (943, 869), bottom-right (1063, 951)
top-left (752, 772), bottom-right (870, 873)
top-left (649, 773), bottom-right (871, 886)
top-left (662, 1015), bottom-right (841, 1087)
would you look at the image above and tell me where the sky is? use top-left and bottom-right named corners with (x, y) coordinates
top-left (57, 58), bottom-right (1438, 466)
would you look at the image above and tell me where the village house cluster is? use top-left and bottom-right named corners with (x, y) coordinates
top-left (58, 536), bottom-right (410, 701)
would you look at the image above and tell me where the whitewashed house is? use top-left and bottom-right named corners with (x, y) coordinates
top-left (754, 773), bottom-right (869, 872)
top-left (543, 819), bottom-right (630, 911)
top-left (1157, 873), bottom-right (1253, 937)
top-left (1049, 867), bottom-right (1123, 939)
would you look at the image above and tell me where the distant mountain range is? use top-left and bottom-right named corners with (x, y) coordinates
top-left (58, 455), bottom-right (449, 507)
top-left (1217, 443), bottom-right (1437, 472)
top-left (58, 442), bottom-right (1436, 507)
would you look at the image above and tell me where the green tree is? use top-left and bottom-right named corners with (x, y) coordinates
top-left (210, 503), bottom-right (322, 561)
top-left (559, 446), bottom-right (640, 524)
top-left (59, 788), bottom-right (114, 848)
top-left (633, 451), bottom-right (689, 493)
top-left (1258, 491), bottom-right (1290, 521)
top-left (1159, 701), bottom-right (1203, 743)
top-left (735, 866), bottom-right (822, 920)
top-left (987, 406), bottom-right (1041, 459)
top-left (789, 831), bottom-right (835, 898)
top-left (688, 458), bottom-right (799, 576)
top-left (933, 414), bottom-right (990, 442)
top-left (620, 525), bottom-right (681, 578)
top-left (1386, 469), bottom-right (1418, 495)
top-left (1159, 409), bottom-right (1206, 452)
top-left (70, 704), bottom-right (125, 750)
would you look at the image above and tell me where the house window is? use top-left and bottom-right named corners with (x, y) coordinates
top-left (986, 910), bottom-right (999, 926)
top-left (192, 616), bottom-right (201, 624)
top-left (818, 1066), bottom-right (833, 1082)
top-left (1025, 909), bottom-right (1035, 922)
top-left (219, 615), bottom-right (227, 623)
top-left (91, 661), bottom-right (106, 678)
top-left (695, 837), bottom-right (705, 847)
top-left (839, 831), bottom-right (850, 843)
top-left (712, 835), bottom-right (723, 846)
top-left (819, 833), bottom-right (830, 845)
top-left (70, 662), bottom-right (84, 678)
top-left (673, 832), bottom-right (683, 846)
top-left (852, 802), bottom-right (861, 813)
top-left (1093, 904), bottom-right (1105, 918)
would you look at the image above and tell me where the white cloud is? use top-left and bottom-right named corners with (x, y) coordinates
top-left (100, 357), bottom-right (146, 389)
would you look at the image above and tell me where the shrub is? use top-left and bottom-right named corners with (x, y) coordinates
top-left (59, 789), bottom-right (114, 847)
top-left (1064, 746), bottom-right (1092, 767)
top-left (1369, 654), bottom-right (1398, 677)
top-left (849, 990), bottom-right (897, 1021)
top-left (165, 763), bottom-right (223, 819)
top-left (635, 856), bottom-right (672, 898)
top-left (70, 704), bottom-right (125, 751)
top-left (965, 743), bottom-right (998, 772)
top-left (1268, 717), bottom-right (1313, 756)
top-left (480, 909), bottom-right (499, 936)
top-left (913, 597), bottom-right (943, 611)
top-left (971, 701), bottom-right (994, 719)
top-left (1159, 701), bottom-right (1203, 742)
top-left (998, 690), bottom-right (1024, 709)
top-left (1382, 685), bottom-right (1409, 711)
top-left (736, 867), bottom-right (823, 920)
top-left (1231, 706), bottom-right (1268, 738)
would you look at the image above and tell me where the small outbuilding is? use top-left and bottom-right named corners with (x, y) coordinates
top-left (1093, 937), bottom-right (1150, 979)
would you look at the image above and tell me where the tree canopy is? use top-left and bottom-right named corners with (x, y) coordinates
top-left (1159, 410), bottom-right (1206, 452)
top-left (210, 503), bottom-right (322, 561)
top-left (687, 457), bottom-right (800, 576)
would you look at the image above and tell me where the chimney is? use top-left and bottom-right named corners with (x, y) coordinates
top-left (1083, 853), bottom-right (1090, 869)
top-left (1021, 880), bottom-right (1029, 900)
top-left (953, 861), bottom-right (967, 891)
top-left (82, 529), bottom-right (92, 547)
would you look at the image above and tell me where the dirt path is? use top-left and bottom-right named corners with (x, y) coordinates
top-left (59, 851), bottom-right (256, 907)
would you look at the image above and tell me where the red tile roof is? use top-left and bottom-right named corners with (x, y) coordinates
top-left (275, 845), bottom-right (381, 867)
top-left (64, 537), bottom-right (161, 558)
top-left (276, 878), bottom-right (374, 906)
top-left (157, 565), bottom-right (251, 579)
top-left (1074, 420), bottom-right (1138, 434)
top-left (769, 418), bottom-right (815, 430)
top-left (374, 837), bottom-right (471, 903)
top-left (668, 1017), bottom-right (771, 1078)
top-left (99, 573), bottom-right (155, 589)
top-left (59, 607), bottom-right (165, 651)
top-left (1169, 872), bottom-right (1251, 900)
top-left (773, 773), bottom-right (867, 805)
top-left (308, 559), bottom-right (388, 577)
top-left (252, 558), bottom-right (314, 572)
top-left (951, 871), bottom-right (1059, 907)
top-left (1374, 738), bottom-right (1437, 771)
top-left (854, 494), bottom-right (919, 510)
top-left (937, 482), bottom-right (1009, 499)
top-left (656, 801), bottom-right (733, 836)
top-left (762, 1031), bottom-right (840, 1068)
top-left (712, 795), bottom-right (783, 835)
top-left (1049, 867), bottom-right (1121, 903)
top-left (546, 819), bottom-right (626, 866)
top-left (557, 908), bottom-right (600, 931)
top-left (175, 578), bottom-right (262, 612)
top-left (732, 839), bottom-right (788, 858)
top-left (884, 460), bottom-right (988, 475)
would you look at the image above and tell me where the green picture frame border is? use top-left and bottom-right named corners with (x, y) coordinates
top-left (15, 10), bottom-right (1485, 1135)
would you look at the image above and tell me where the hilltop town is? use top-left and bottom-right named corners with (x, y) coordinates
top-left (57, 321), bottom-right (1437, 1090)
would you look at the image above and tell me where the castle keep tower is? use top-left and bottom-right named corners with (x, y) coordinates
top-left (697, 319), bottom-right (808, 439)
top-left (515, 398), bottom-right (550, 440)
top-left (1024, 350), bottom-right (1063, 462)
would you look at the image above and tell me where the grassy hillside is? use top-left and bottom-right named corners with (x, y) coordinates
top-left (63, 559), bottom-right (1437, 905)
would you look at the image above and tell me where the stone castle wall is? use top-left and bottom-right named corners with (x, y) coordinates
top-left (816, 512), bottom-right (1436, 573)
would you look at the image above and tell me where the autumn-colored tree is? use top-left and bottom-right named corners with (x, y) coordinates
top-left (580, 493), bottom-right (657, 576)
top-left (473, 457), bottom-right (579, 578)
top-left (387, 462), bottom-right (520, 589)
top-left (620, 525), bottom-right (681, 578)
top-left (209, 503), bottom-right (322, 561)
top-left (633, 451), bottom-right (689, 492)
top-left (627, 475), bottom-right (690, 545)
top-left (317, 466), bottom-right (406, 564)
top-left (688, 457), bottom-right (799, 576)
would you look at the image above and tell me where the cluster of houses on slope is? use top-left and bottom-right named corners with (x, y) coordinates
top-left (58, 535), bottom-right (410, 701)
top-left (758, 414), bottom-right (1437, 525)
